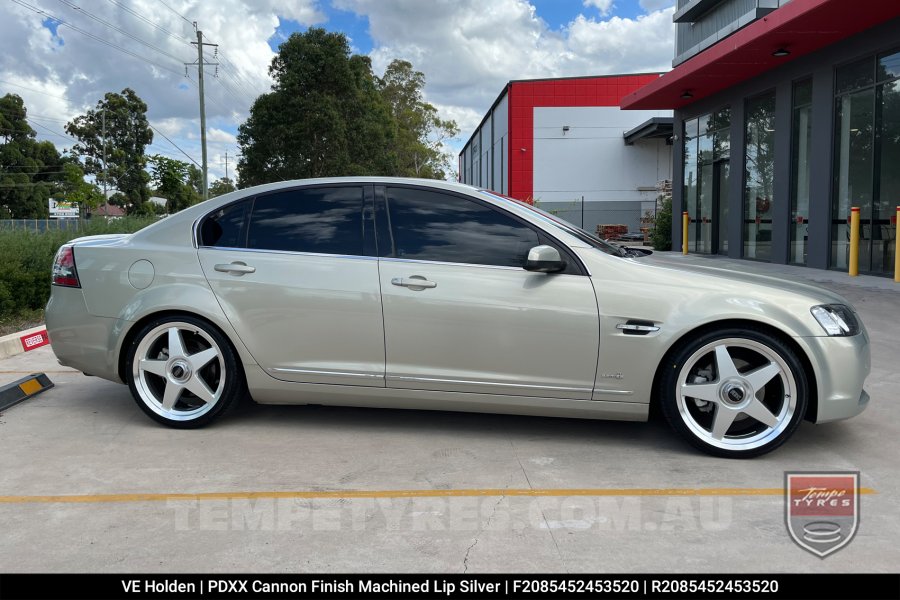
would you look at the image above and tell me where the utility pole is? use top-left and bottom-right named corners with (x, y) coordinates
top-left (102, 109), bottom-right (108, 216)
top-left (187, 24), bottom-right (218, 201)
top-left (224, 149), bottom-right (228, 182)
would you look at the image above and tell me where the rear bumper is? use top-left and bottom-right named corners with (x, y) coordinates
top-left (796, 332), bottom-right (871, 424)
top-left (45, 287), bottom-right (123, 383)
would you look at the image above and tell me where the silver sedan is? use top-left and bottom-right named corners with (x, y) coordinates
top-left (45, 177), bottom-right (870, 457)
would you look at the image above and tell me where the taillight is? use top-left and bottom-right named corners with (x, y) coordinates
top-left (52, 245), bottom-right (80, 288)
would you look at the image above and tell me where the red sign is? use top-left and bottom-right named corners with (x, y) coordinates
top-left (20, 330), bottom-right (49, 352)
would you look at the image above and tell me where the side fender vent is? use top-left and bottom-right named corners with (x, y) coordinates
top-left (616, 320), bottom-right (660, 336)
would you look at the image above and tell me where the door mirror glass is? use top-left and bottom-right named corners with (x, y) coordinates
top-left (524, 245), bottom-right (566, 273)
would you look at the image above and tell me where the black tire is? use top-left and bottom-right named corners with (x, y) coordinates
top-left (658, 327), bottom-right (808, 458)
top-left (124, 315), bottom-right (245, 428)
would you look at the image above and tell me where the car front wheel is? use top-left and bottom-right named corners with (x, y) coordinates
top-left (659, 328), bottom-right (808, 458)
top-left (125, 316), bottom-right (244, 428)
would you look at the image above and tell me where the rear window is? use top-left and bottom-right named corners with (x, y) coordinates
top-left (199, 199), bottom-right (251, 248)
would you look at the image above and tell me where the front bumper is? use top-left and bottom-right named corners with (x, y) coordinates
top-left (796, 331), bottom-right (871, 423)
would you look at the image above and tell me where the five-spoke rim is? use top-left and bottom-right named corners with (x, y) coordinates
top-left (675, 338), bottom-right (797, 451)
top-left (132, 322), bottom-right (225, 421)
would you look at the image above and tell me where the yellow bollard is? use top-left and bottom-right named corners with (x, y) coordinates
top-left (894, 206), bottom-right (899, 283)
top-left (682, 211), bottom-right (689, 255)
top-left (848, 207), bottom-right (860, 277)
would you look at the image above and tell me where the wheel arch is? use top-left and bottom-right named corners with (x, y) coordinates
top-left (117, 310), bottom-right (249, 386)
top-left (650, 318), bottom-right (818, 423)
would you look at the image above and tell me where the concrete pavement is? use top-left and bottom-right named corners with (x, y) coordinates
top-left (0, 255), bottom-right (897, 572)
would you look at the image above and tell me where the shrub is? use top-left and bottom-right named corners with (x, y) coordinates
top-left (0, 218), bottom-right (156, 323)
top-left (652, 196), bottom-right (673, 251)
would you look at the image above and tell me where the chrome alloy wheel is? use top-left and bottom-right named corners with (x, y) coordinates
top-left (675, 338), bottom-right (797, 452)
top-left (131, 322), bottom-right (226, 421)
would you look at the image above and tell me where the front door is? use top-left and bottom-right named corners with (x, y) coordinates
top-left (375, 185), bottom-right (599, 400)
top-left (197, 185), bottom-right (386, 387)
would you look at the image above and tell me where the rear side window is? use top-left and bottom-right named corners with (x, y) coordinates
top-left (381, 187), bottom-right (539, 267)
top-left (200, 199), bottom-right (251, 248)
top-left (247, 186), bottom-right (364, 255)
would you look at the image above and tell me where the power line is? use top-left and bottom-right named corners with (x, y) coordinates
top-left (56, 0), bottom-right (189, 65)
top-left (11, 0), bottom-right (184, 77)
top-left (147, 123), bottom-right (200, 167)
top-left (106, 0), bottom-right (193, 44)
top-left (155, 0), bottom-right (194, 30)
top-left (0, 79), bottom-right (70, 102)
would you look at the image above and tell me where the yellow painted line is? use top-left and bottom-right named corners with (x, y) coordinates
top-left (0, 487), bottom-right (877, 505)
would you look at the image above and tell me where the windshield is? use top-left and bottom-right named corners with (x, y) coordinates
top-left (479, 190), bottom-right (626, 257)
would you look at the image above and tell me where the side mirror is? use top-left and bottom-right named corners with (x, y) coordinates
top-left (524, 245), bottom-right (566, 273)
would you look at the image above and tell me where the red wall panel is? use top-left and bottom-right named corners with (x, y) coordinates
top-left (507, 74), bottom-right (660, 202)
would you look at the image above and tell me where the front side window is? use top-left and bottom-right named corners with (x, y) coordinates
top-left (381, 187), bottom-right (539, 267)
top-left (247, 186), bottom-right (364, 255)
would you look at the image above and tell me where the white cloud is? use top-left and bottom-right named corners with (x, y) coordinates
top-left (583, 0), bottom-right (615, 16)
top-left (336, 0), bottom-right (675, 149)
top-left (640, 0), bottom-right (675, 13)
top-left (1, 0), bottom-right (675, 181)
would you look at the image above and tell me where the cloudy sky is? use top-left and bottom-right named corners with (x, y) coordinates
top-left (1, 0), bottom-right (675, 181)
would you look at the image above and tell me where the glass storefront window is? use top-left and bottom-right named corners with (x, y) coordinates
top-left (683, 109), bottom-right (730, 255)
top-left (875, 79), bottom-right (899, 275)
top-left (831, 47), bottom-right (900, 276)
top-left (684, 119), bottom-right (698, 253)
top-left (744, 92), bottom-right (776, 261)
top-left (835, 56), bottom-right (875, 95)
top-left (877, 49), bottom-right (900, 81)
top-left (790, 80), bottom-right (813, 265)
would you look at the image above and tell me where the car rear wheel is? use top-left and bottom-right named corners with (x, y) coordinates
top-left (659, 328), bottom-right (808, 458)
top-left (125, 316), bottom-right (244, 428)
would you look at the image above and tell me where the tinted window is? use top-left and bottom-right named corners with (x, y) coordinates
top-left (382, 187), bottom-right (539, 267)
top-left (248, 187), bottom-right (364, 255)
top-left (200, 199), bottom-right (250, 247)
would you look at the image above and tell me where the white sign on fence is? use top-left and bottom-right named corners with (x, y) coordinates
top-left (49, 198), bottom-right (79, 218)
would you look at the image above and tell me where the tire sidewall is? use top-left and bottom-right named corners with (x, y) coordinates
top-left (125, 315), bottom-right (243, 428)
top-left (660, 327), bottom-right (808, 458)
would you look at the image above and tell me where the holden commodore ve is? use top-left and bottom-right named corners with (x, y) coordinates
top-left (45, 177), bottom-right (870, 457)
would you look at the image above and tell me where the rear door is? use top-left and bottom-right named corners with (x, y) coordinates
top-left (197, 185), bottom-right (386, 387)
top-left (375, 185), bottom-right (599, 399)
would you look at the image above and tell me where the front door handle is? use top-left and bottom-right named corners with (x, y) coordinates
top-left (214, 262), bottom-right (256, 275)
top-left (391, 276), bottom-right (437, 289)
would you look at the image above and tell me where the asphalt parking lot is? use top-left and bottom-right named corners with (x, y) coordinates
top-left (0, 254), bottom-right (898, 573)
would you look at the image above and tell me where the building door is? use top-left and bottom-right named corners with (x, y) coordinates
top-left (832, 50), bottom-right (900, 276)
top-left (713, 159), bottom-right (730, 254)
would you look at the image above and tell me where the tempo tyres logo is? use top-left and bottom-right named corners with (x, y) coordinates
top-left (785, 471), bottom-right (859, 558)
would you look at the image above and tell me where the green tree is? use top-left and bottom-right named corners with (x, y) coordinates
top-left (0, 93), bottom-right (64, 218)
top-left (237, 28), bottom-right (397, 187)
top-left (652, 196), bottom-right (673, 251)
top-left (148, 154), bottom-right (198, 214)
top-left (60, 162), bottom-right (105, 213)
top-left (65, 88), bottom-right (153, 212)
top-left (209, 177), bottom-right (236, 198)
top-left (378, 60), bottom-right (459, 179)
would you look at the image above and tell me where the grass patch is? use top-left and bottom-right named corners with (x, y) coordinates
top-left (0, 217), bottom-right (157, 330)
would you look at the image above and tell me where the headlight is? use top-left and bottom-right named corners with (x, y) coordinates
top-left (810, 304), bottom-right (859, 336)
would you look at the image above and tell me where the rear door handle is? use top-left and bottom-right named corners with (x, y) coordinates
top-left (391, 276), bottom-right (437, 289)
top-left (214, 262), bottom-right (256, 275)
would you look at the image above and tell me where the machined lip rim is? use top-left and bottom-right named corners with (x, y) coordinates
top-left (675, 337), bottom-right (798, 451)
top-left (132, 321), bottom-right (226, 421)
